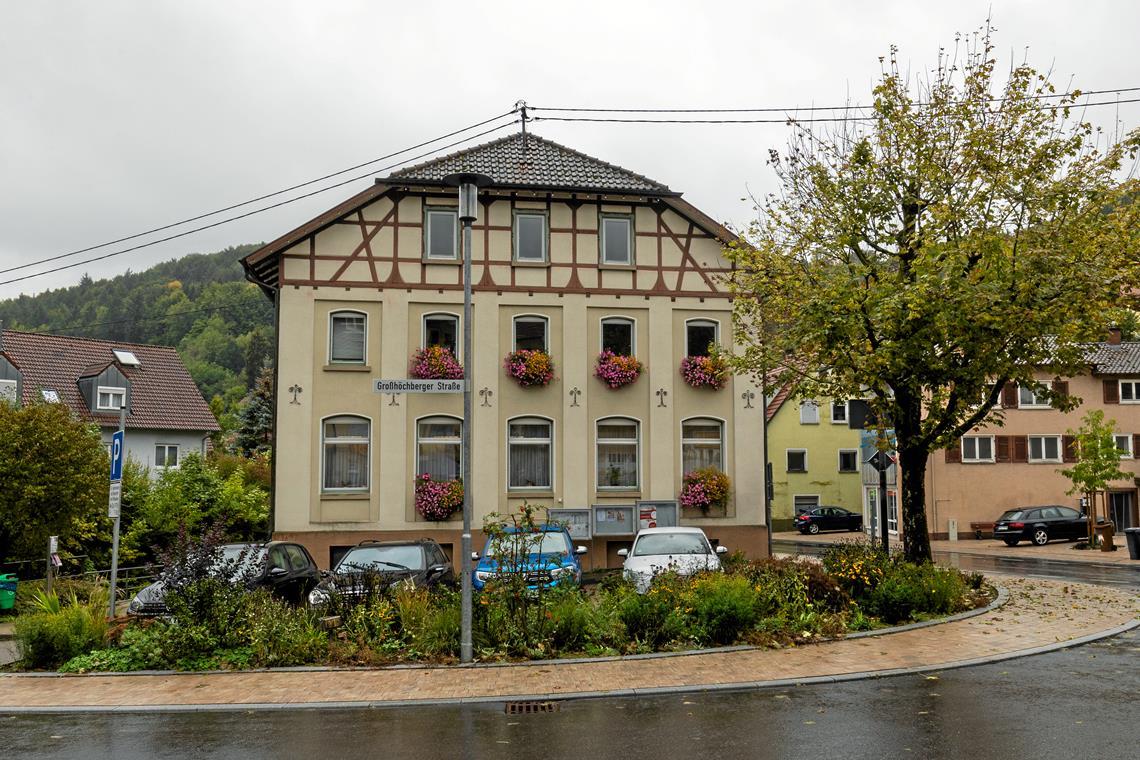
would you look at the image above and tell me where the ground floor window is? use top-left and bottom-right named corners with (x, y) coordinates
top-left (793, 495), bottom-right (819, 514)
top-left (597, 418), bottom-right (639, 489)
top-left (154, 444), bottom-right (179, 469)
top-left (681, 418), bottom-right (723, 475)
top-left (322, 415), bottom-right (370, 492)
top-left (417, 416), bottom-right (461, 480)
top-left (508, 417), bottom-right (552, 489)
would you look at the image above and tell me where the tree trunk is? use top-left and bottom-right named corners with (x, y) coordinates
top-left (898, 448), bottom-right (933, 563)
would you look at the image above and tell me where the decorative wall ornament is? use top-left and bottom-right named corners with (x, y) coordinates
top-left (287, 384), bottom-right (303, 404)
top-left (741, 389), bottom-right (756, 409)
top-left (569, 387), bottom-right (582, 407)
top-left (479, 387), bottom-right (494, 407)
top-left (656, 388), bottom-right (669, 407)
top-left (388, 394), bottom-right (399, 407)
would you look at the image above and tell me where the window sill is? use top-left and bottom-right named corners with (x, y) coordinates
top-left (512, 260), bottom-right (550, 268)
top-left (323, 364), bottom-right (372, 372)
top-left (598, 262), bottom-right (635, 271)
top-left (961, 460), bottom-right (995, 465)
top-left (787, 470), bottom-right (807, 474)
top-left (596, 490), bottom-right (641, 498)
top-left (507, 489), bottom-right (555, 497)
top-left (320, 492), bottom-right (371, 500)
top-left (422, 256), bottom-right (461, 265)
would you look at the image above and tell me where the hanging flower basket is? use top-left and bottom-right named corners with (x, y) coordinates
top-left (679, 355), bottom-right (729, 390)
top-left (503, 349), bottom-right (556, 387)
top-left (594, 350), bottom-right (643, 389)
top-left (409, 346), bottom-right (464, 379)
top-left (414, 473), bottom-right (463, 521)
top-left (679, 467), bottom-right (730, 514)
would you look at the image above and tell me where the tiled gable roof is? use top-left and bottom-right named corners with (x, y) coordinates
top-left (387, 132), bottom-right (675, 195)
top-left (1085, 341), bottom-right (1140, 375)
top-left (0, 330), bottom-right (219, 432)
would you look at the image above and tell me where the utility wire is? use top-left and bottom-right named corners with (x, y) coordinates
top-left (0, 109), bottom-right (519, 278)
top-left (0, 119), bottom-right (520, 288)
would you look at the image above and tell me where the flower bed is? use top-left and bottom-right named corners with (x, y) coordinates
top-left (679, 467), bottom-right (730, 514)
top-left (594, 350), bottom-right (643, 389)
top-left (409, 346), bottom-right (464, 380)
top-left (679, 355), bottom-right (728, 390)
top-left (503, 349), bottom-right (555, 387)
top-left (414, 474), bottom-right (463, 521)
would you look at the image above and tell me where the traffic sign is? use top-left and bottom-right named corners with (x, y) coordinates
top-left (866, 451), bottom-right (895, 472)
top-left (109, 430), bottom-right (124, 481)
top-left (108, 481), bottom-right (122, 518)
top-left (373, 379), bottom-right (464, 394)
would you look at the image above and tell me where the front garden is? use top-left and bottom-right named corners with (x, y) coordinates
top-left (5, 537), bottom-right (992, 673)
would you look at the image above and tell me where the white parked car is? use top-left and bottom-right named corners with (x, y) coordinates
top-left (618, 527), bottom-right (727, 593)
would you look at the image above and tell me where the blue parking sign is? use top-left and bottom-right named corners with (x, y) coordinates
top-left (110, 430), bottom-right (124, 482)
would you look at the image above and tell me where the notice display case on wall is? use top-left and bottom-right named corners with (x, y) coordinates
top-left (635, 501), bottom-right (679, 531)
top-left (592, 505), bottom-right (636, 536)
top-left (549, 508), bottom-right (591, 540)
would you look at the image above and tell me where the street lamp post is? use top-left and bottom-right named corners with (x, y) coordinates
top-left (443, 171), bottom-right (493, 665)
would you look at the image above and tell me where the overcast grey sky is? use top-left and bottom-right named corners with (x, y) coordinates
top-left (2, 0), bottom-right (1138, 301)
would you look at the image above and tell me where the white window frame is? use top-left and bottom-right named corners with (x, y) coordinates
top-left (512, 314), bottom-right (549, 352)
top-left (154, 444), bottom-right (179, 470)
top-left (1114, 434), bottom-right (1133, 459)
top-left (680, 416), bottom-right (726, 476)
top-left (422, 312), bottom-right (460, 359)
top-left (1121, 380), bottom-right (1140, 404)
top-left (96, 385), bottom-right (126, 411)
top-left (596, 416), bottom-right (640, 491)
top-left (506, 416), bottom-right (554, 491)
top-left (799, 400), bottom-right (820, 425)
top-left (838, 448), bottom-right (859, 473)
top-left (961, 435), bottom-right (995, 463)
top-left (599, 214), bottom-right (634, 266)
top-left (513, 211), bottom-right (548, 263)
top-left (830, 400), bottom-right (848, 424)
top-left (1028, 434), bottom-right (1062, 463)
top-left (424, 206), bottom-right (459, 260)
top-left (0, 379), bottom-right (16, 404)
top-left (786, 448), bottom-right (808, 473)
top-left (600, 316), bottom-right (636, 356)
top-left (415, 415), bottom-right (463, 481)
top-left (684, 318), bottom-right (719, 358)
top-left (320, 414), bottom-right (371, 494)
top-left (328, 310), bottom-right (368, 365)
top-left (1018, 384), bottom-right (1051, 409)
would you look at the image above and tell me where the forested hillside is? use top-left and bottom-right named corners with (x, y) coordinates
top-left (0, 245), bottom-right (273, 421)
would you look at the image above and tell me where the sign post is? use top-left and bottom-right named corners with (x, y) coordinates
top-left (107, 408), bottom-right (125, 619)
top-left (867, 450), bottom-right (894, 554)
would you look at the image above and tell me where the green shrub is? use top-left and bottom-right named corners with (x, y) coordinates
top-left (244, 592), bottom-right (326, 667)
top-left (60, 624), bottom-right (166, 673)
top-left (418, 594), bottom-right (461, 657)
top-left (15, 605), bottom-right (107, 669)
top-left (867, 562), bottom-right (968, 623)
top-left (547, 589), bottom-right (612, 652)
top-left (684, 574), bottom-right (759, 645)
top-left (616, 585), bottom-right (686, 648)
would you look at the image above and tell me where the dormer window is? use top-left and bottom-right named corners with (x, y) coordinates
top-left (97, 386), bottom-right (126, 410)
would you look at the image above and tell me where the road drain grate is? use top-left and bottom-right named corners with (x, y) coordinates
top-left (504, 700), bottom-right (561, 715)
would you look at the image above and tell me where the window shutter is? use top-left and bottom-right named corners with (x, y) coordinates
top-left (1103, 379), bottom-right (1120, 404)
top-left (1000, 382), bottom-right (1018, 408)
top-left (1134, 433), bottom-right (1140, 456)
top-left (995, 436), bottom-right (1011, 463)
top-left (1062, 435), bottom-right (1079, 463)
top-left (1051, 380), bottom-right (1069, 405)
top-left (1012, 436), bottom-right (1029, 463)
top-left (945, 441), bottom-right (962, 464)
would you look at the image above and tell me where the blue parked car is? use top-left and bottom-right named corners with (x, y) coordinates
top-left (472, 525), bottom-right (587, 591)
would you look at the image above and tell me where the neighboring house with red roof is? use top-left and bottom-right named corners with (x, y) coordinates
top-left (0, 329), bottom-right (219, 472)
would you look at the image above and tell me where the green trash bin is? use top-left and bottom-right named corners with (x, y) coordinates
top-left (0, 573), bottom-right (16, 610)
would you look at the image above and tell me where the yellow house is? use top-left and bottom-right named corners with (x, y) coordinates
top-left (766, 387), bottom-right (865, 531)
top-left (241, 131), bottom-right (768, 568)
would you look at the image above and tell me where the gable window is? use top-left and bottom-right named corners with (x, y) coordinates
top-left (97, 386), bottom-right (126, 411)
top-left (786, 449), bottom-right (807, 473)
top-left (831, 400), bottom-right (848, 424)
top-left (685, 319), bottom-right (718, 357)
top-left (1028, 435), bottom-right (1061, 463)
top-left (800, 401), bottom-right (820, 425)
top-left (513, 211), bottom-right (547, 263)
top-left (508, 417), bottom-right (552, 489)
top-left (962, 436), bottom-right (994, 463)
top-left (597, 418), bottom-right (639, 489)
top-left (1114, 434), bottom-right (1133, 459)
top-left (417, 416), bottom-right (461, 481)
top-left (425, 207), bottom-right (458, 260)
top-left (601, 317), bottom-right (635, 355)
top-left (322, 415), bottom-right (370, 493)
top-left (423, 313), bottom-right (459, 356)
top-left (600, 215), bottom-right (633, 266)
top-left (681, 418), bottom-right (723, 475)
top-left (838, 449), bottom-right (859, 472)
top-left (154, 444), bottom-right (179, 469)
top-left (1121, 380), bottom-right (1140, 403)
top-left (513, 315), bottom-right (548, 352)
top-left (0, 379), bottom-right (15, 404)
top-left (329, 311), bottom-right (367, 364)
top-left (1018, 385), bottom-right (1050, 409)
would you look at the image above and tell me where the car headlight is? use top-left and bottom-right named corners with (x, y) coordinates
top-left (127, 597), bottom-right (141, 614)
top-left (550, 566), bottom-right (574, 578)
top-left (475, 571), bottom-right (493, 582)
top-left (308, 588), bottom-right (330, 606)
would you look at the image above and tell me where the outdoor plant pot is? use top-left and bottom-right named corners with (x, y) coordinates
top-left (503, 349), bottom-right (556, 387)
top-left (679, 355), bottom-right (728, 390)
top-left (409, 346), bottom-right (464, 379)
top-left (594, 350), bottom-right (643, 389)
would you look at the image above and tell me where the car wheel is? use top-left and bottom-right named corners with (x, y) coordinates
top-left (1003, 538), bottom-right (1018, 547)
top-left (808, 523), bottom-right (820, 535)
top-left (1032, 528), bottom-right (1049, 546)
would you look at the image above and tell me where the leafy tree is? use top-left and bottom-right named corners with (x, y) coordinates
top-left (0, 401), bottom-right (106, 562)
top-left (236, 365), bottom-right (274, 457)
top-left (727, 27), bottom-right (1140, 561)
top-left (1058, 410), bottom-right (1130, 544)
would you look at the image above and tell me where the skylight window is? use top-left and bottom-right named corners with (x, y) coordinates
top-left (41, 389), bottom-right (60, 403)
top-left (113, 349), bottom-right (140, 366)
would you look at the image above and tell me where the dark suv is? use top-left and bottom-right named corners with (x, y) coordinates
top-left (308, 538), bottom-right (454, 607)
top-left (993, 505), bottom-right (1088, 546)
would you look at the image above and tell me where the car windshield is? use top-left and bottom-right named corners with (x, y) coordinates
top-left (633, 533), bottom-right (710, 557)
top-left (483, 531), bottom-right (570, 557)
top-left (998, 510), bottom-right (1025, 521)
top-left (216, 545), bottom-right (267, 578)
top-left (336, 545), bottom-right (425, 572)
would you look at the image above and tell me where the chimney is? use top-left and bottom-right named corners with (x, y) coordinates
top-left (1107, 326), bottom-right (1122, 345)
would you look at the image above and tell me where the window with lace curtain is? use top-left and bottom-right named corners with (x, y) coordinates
top-left (681, 418), bottom-right (723, 475)
top-left (322, 415), bottom-right (370, 492)
top-left (329, 311), bottom-right (366, 364)
top-left (417, 416), bottom-right (462, 480)
top-left (508, 417), bottom-right (552, 489)
top-left (597, 417), bottom-right (639, 489)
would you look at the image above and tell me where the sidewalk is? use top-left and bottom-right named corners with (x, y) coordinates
top-left (0, 577), bottom-right (1136, 712)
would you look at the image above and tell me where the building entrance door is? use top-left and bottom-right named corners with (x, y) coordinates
top-left (1108, 491), bottom-right (1136, 530)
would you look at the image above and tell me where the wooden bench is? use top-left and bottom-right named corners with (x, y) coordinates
top-left (970, 521), bottom-right (995, 540)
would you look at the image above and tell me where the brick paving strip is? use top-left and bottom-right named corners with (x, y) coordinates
top-left (0, 577), bottom-right (1136, 712)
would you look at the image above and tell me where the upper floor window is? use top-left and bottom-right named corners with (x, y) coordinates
top-left (799, 401), bottom-right (820, 424)
top-left (685, 319), bottom-right (718, 357)
top-left (681, 418), bottom-right (723, 475)
top-left (831, 400), bottom-right (848, 424)
top-left (424, 207), bottom-right (458, 260)
top-left (155, 444), bottom-right (179, 470)
top-left (508, 417), bottom-right (553, 489)
top-left (423, 313), bottom-right (458, 355)
top-left (417, 416), bottom-right (462, 481)
top-left (786, 449), bottom-right (807, 473)
top-left (322, 415), bottom-right (370, 493)
top-left (97, 386), bottom-right (126, 411)
top-left (1018, 385), bottom-right (1050, 409)
top-left (0, 379), bottom-right (16, 404)
top-left (597, 417), bottom-right (639, 489)
top-left (601, 317), bottom-right (635, 355)
top-left (838, 449), bottom-right (859, 472)
top-left (600, 215), bottom-right (633, 265)
top-left (514, 211), bottom-right (547, 263)
top-left (513, 315), bottom-right (548, 352)
top-left (1114, 434), bottom-right (1133, 459)
top-left (1028, 435), bottom-right (1061, 463)
top-left (962, 436), bottom-right (994, 463)
top-left (329, 311), bottom-right (366, 364)
top-left (1121, 380), bottom-right (1140, 403)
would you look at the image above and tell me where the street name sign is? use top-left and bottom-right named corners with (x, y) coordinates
top-left (373, 379), bottom-right (464, 394)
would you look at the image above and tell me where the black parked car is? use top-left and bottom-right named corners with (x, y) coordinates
top-left (993, 505), bottom-right (1090, 546)
top-left (307, 538), bottom-right (454, 607)
top-left (127, 541), bottom-right (320, 616)
top-left (796, 506), bottom-right (863, 534)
